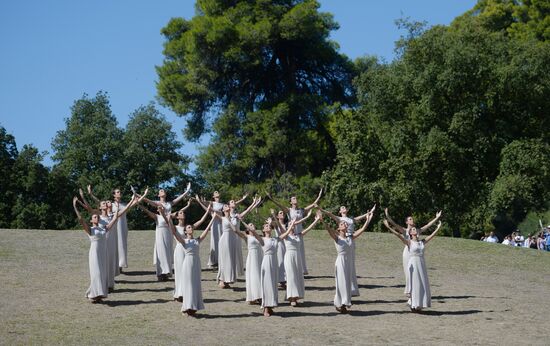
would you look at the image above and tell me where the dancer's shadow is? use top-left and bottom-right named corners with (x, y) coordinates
top-left (298, 300), bottom-right (333, 308)
top-left (115, 287), bottom-right (173, 293)
top-left (419, 310), bottom-right (482, 316)
top-left (277, 311), bottom-right (339, 318)
top-left (197, 312), bottom-right (261, 319)
top-left (305, 285), bottom-right (335, 291)
top-left (353, 299), bottom-right (408, 305)
top-left (347, 310), bottom-right (408, 317)
top-left (358, 284), bottom-right (405, 289)
top-left (432, 295), bottom-right (476, 300)
top-left (115, 279), bottom-right (159, 284)
top-left (204, 298), bottom-right (245, 303)
top-left (103, 298), bottom-right (170, 307)
top-left (121, 270), bottom-right (156, 276)
top-left (304, 275), bottom-right (333, 279)
top-left (231, 287), bottom-right (246, 292)
top-left (362, 276), bottom-right (395, 279)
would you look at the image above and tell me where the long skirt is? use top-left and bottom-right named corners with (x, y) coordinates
top-left (217, 232), bottom-right (237, 283)
top-left (245, 246), bottom-right (263, 302)
top-left (86, 236), bottom-right (108, 299)
top-left (284, 250), bottom-right (305, 299)
top-left (261, 253), bottom-right (278, 308)
top-left (408, 256), bottom-right (431, 309)
top-left (334, 254), bottom-right (352, 308)
top-left (173, 243), bottom-right (185, 299)
top-left (155, 225), bottom-right (173, 276)
top-left (182, 254), bottom-right (204, 311)
top-left (207, 218), bottom-right (222, 267)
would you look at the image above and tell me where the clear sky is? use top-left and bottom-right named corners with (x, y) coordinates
top-left (0, 0), bottom-right (477, 167)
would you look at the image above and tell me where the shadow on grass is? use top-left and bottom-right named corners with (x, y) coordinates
top-left (419, 309), bottom-right (483, 316)
top-left (204, 298), bottom-right (245, 303)
top-left (296, 300), bottom-right (333, 308)
top-left (115, 287), bottom-right (173, 293)
top-left (305, 285), bottom-right (336, 291)
top-left (196, 312), bottom-right (262, 319)
top-left (346, 309), bottom-right (483, 316)
top-left (103, 298), bottom-right (171, 307)
top-left (358, 284), bottom-right (405, 289)
top-left (432, 295), bottom-right (476, 300)
top-left (304, 275), bottom-right (333, 279)
top-left (121, 270), bottom-right (156, 276)
top-left (353, 299), bottom-right (408, 305)
top-left (277, 310), bottom-right (340, 318)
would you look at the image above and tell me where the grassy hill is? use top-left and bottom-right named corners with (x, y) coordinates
top-left (1, 229), bottom-right (549, 345)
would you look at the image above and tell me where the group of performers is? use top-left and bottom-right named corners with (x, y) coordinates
top-left (73, 184), bottom-right (443, 317)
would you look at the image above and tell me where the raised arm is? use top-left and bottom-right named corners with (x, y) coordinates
top-left (170, 182), bottom-right (192, 206)
top-left (318, 206), bottom-right (340, 223)
top-left (354, 204), bottom-right (377, 222)
top-left (232, 223), bottom-right (248, 241)
top-left (161, 208), bottom-right (186, 244)
top-left (234, 193), bottom-right (249, 206)
top-left (137, 203), bottom-right (157, 220)
top-left (237, 196), bottom-right (261, 220)
top-left (171, 199), bottom-right (192, 218)
top-left (322, 218), bottom-right (338, 242)
top-left (194, 194), bottom-right (209, 211)
top-left (352, 211), bottom-right (374, 240)
top-left (304, 188), bottom-right (323, 211)
top-left (193, 204), bottom-right (212, 228)
top-left (87, 185), bottom-right (101, 205)
top-left (424, 221), bottom-right (442, 244)
top-left (420, 210), bottom-right (443, 233)
top-left (294, 209), bottom-right (313, 225)
top-left (198, 217), bottom-right (215, 242)
top-left (382, 219), bottom-right (408, 246)
top-left (384, 208), bottom-right (406, 233)
top-left (79, 188), bottom-right (99, 214)
top-left (73, 197), bottom-right (91, 235)
top-left (279, 219), bottom-right (297, 240)
top-left (301, 211), bottom-right (321, 236)
top-left (266, 192), bottom-right (289, 214)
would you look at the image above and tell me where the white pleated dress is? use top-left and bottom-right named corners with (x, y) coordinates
top-left (407, 240), bottom-right (431, 309)
top-left (288, 208), bottom-right (308, 274)
top-left (181, 238), bottom-right (204, 311)
top-left (155, 213), bottom-right (173, 276)
top-left (273, 225), bottom-right (286, 283)
top-left (284, 235), bottom-right (305, 300)
top-left (86, 226), bottom-right (108, 299)
top-left (339, 216), bottom-right (359, 296)
top-left (245, 234), bottom-right (263, 302)
top-left (334, 236), bottom-right (353, 308)
top-left (402, 231), bottom-right (411, 295)
top-left (217, 217), bottom-right (237, 283)
top-left (260, 238), bottom-right (279, 308)
top-left (231, 211), bottom-right (245, 276)
top-left (113, 202), bottom-right (129, 269)
top-left (207, 201), bottom-right (223, 267)
top-left (173, 225), bottom-right (186, 299)
top-left (100, 215), bottom-right (118, 289)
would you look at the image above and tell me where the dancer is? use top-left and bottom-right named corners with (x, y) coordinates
top-left (275, 211), bottom-right (320, 306)
top-left (267, 189), bottom-right (322, 274)
top-left (243, 222), bottom-right (280, 317)
top-left (384, 209), bottom-right (442, 296)
top-left (318, 204), bottom-right (376, 296)
top-left (73, 193), bottom-right (141, 302)
top-left (137, 182), bottom-right (191, 212)
top-left (229, 195), bottom-right (253, 276)
top-left (321, 211), bottom-right (373, 313)
top-left (173, 203), bottom-right (211, 302)
top-left (233, 218), bottom-right (263, 305)
top-left (111, 188), bottom-right (132, 272)
top-left (270, 210), bottom-right (287, 288)
top-left (195, 191), bottom-right (247, 269)
top-left (162, 207), bottom-right (214, 317)
top-left (138, 202), bottom-right (175, 281)
top-left (383, 219), bottom-right (442, 312)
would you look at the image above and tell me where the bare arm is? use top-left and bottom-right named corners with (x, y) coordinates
top-left (79, 188), bottom-right (99, 214)
top-left (384, 208), bottom-right (406, 233)
top-left (354, 204), bottom-right (376, 222)
top-left (198, 217), bottom-right (215, 242)
top-left (194, 194), bottom-right (209, 211)
top-left (318, 206), bottom-right (340, 223)
top-left (87, 185), bottom-right (101, 204)
top-left (137, 203), bottom-right (157, 220)
top-left (323, 219), bottom-right (338, 242)
top-left (424, 221), bottom-right (442, 244)
top-left (171, 199), bottom-right (192, 218)
top-left (382, 219), bottom-right (409, 246)
top-left (352, 211), bottom-right (374, 240)
top-left (73, 197), bottom-right (91, 235)
top-left (304, 188), bottom-right (323, 211)
top-left (245, 223), bottom-right (264, 246)
top-left (161, 208), bottom-right (186, 244)
top-left (170, 182), bottom-right (192, 206)
top-left (294, 209), bottom-right (313, 225)
top-left (420, 210), bottom-right (443, 233)
top-left (266, 192), bottom-right (289, 214)
top-left (236, 196), bottom-right (259, 220)
top-left (301, 211), bottom-right (321, 236)
top-left (193, 204), bottom-right (212, 228)
top-left (235, 193), bottom-right (249, 206)
top-left (279, 219), bottom-right (297, 240)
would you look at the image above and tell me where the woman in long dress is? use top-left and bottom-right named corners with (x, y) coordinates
top-left (228, 195), bottom-right (249, 276)
top-left (383, 219), bottom-right (442, 312)
top-left (267, 189), bottom-right (322, 275)
top-left (138, 203), bottom-right (175, 281)
top-left (271, 210), bottom-right (287, 289)
top-left (233, 218), bottom-right (264, 305)
top-left (195, 191), bottom-right (246, 269)
top-left (112, 188), bottom-right (132, 273)
top-left (319, 205), bottom-right (375, 296)
top-left (73, 193), bottom-right (141, 302)
top-left (321, 211), bottom-right (373, 313)
top-left (173, 203), bottom-right (211, 302)
top-left (275, 211), bottom-right (320, 307)
top-left (384, 209), bottom-right (442, 297)
top-left (162, 207), bottom-right (214, 317)
top-left (212, 198), bottom-right (260, 288)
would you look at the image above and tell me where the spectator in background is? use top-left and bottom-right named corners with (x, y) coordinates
top-left (545, 226), bottom-right (550, 251)
top-left (485, 231), bottom-right (499, 243)
top-left (523, 235), bottom-right (533, 248)
top-left (502, 235), bottom-right (512, 245)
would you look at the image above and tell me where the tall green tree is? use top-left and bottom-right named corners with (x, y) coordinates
top-left (0, 126), bottom-right (18, 227)
top-left (157, 0), bottom-right (355, 191)
top-left (51, 91), bottom-right (125, 199)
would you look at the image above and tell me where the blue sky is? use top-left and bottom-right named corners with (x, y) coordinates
top-left (0, 0), bottom-right (477, 167)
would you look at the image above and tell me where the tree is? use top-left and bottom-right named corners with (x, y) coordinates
top-left (51, 91), bottom-right (125, 199)
top-left (0, 126), bottom-right (18, 227)
top-left (157, 0), bottom-right (355, 190)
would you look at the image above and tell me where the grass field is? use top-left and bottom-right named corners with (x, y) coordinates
top-left (1, 228), bottom-right (549, 345)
